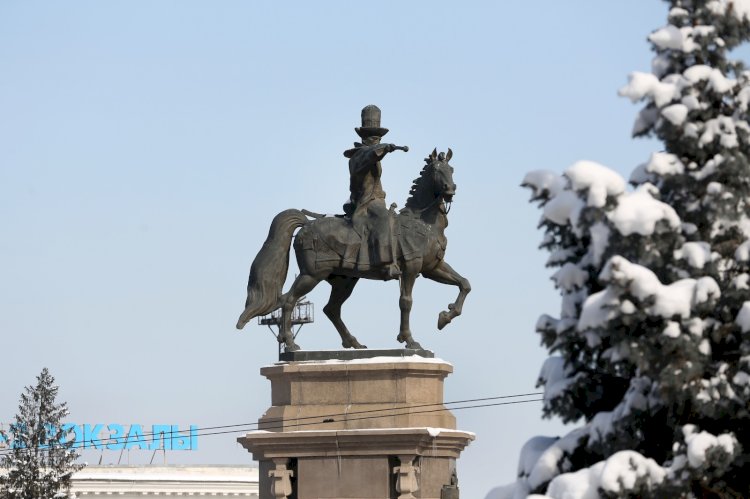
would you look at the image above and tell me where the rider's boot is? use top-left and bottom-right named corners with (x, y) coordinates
top-left (386, 208), bottom-right (401, 279)
top-left (387, 262), bottom-right (402, 278)
top-left (379, 244), bottom-right (401, 278)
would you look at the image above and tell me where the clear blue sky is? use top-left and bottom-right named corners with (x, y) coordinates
top-left (1, 1), bottom-right (675, 496)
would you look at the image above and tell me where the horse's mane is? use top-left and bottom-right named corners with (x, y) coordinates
top-left (403, 155), bottom-right (440, 212)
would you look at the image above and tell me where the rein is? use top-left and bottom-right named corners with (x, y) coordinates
top-left (409, 193), bottom-right (443, 215)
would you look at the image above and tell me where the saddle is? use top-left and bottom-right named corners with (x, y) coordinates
top-left (303, 214), bottom-right (430, 271)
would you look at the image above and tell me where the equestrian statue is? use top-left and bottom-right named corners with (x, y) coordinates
top-left (236, 105), bottom-right (470, 352)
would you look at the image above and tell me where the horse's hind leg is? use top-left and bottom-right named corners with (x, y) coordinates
top-left (279, 273), bottom-right (320, 352)
top-left (323, 276), bottom-right (365, 349)
top-left (422, 260), bottom-right (471, 330)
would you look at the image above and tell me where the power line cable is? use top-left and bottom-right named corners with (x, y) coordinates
top-left (0, 393), bottom-right (543, 456)
top-left (0, 397), bottom-right (543, 456)
top-left (149, 398), bottom-right (545, 443)
top-left (0, 391), bottom-right (542, 452)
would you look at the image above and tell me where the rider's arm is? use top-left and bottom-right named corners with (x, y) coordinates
top-left (350, 144), bottom-right (393, 174)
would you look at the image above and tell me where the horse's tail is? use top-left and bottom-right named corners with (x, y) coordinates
top-left (236, 209), bottom-right (309, 329)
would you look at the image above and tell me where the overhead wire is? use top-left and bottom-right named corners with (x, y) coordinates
top-left (0, 392), bottom-right (544, 456)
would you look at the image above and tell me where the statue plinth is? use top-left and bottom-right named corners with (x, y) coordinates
top-left (278, 348), bottom-right (434, 362)
top-left (238, 353), bottom-right (474, 499)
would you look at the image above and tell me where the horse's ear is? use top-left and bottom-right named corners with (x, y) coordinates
top-left (446, 148), bottom-right (453, 161)
top-left (430, 148), bottom-right (437, 161)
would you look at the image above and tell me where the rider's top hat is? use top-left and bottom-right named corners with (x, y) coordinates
top-left (355, 105), bottom-right (389, 139)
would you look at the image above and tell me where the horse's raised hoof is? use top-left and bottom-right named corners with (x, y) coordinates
top-left (438, 311), bottom-right (451, 330)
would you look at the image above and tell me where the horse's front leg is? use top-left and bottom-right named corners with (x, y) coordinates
top-left (397, 262), bottom-right (422, 349)
top-left (422, 260), bottom-right (471, 330)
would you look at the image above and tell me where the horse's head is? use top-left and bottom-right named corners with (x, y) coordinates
top-left (427, 148), bottom-right (456, 205)
top-left (403, 148), bottom-right (457, 215)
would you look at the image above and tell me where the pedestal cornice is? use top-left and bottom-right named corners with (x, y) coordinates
top-left (238, 428), bottom-right (475, 460)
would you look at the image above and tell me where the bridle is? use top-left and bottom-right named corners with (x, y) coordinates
top-left (413, 163), bottom-right (454, 215)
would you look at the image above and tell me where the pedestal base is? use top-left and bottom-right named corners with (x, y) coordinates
top-left (238, 354), bottom-right (474, 499)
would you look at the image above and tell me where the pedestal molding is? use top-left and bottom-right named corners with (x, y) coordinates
top-left (239, 427), bottom-right (475, 460)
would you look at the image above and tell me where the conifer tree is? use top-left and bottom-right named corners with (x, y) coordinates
top-left (0, 368), bottom-right (83, 499)
top-left (502, 1), bottom-right (750, 497)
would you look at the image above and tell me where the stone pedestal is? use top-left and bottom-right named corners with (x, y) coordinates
top-left (238, 353), bottom-right (474, 499)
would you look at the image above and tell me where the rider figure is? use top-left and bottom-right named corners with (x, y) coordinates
top-left (343, 105), bottom-right (407, 279)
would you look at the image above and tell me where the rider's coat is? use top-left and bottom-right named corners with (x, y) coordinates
top-left (345, 143), bottom-right (395, 267)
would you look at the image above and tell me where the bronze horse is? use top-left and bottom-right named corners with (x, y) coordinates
top-left (236, 149), bottom-right (470, 351)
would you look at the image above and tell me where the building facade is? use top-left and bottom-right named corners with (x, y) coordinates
top-left (71, 465), bottom-right (259, 498)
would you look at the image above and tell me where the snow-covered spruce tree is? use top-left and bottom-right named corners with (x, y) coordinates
top-left (501, 1), bottom-right (750, 498)
top-left (0, 368), bottom-right (82, 499)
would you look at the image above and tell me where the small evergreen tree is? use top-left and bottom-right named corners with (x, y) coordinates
top-left (502, 1), bottom-right (750, 498)
top-left (0, 368), bottom-right (83, 499)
